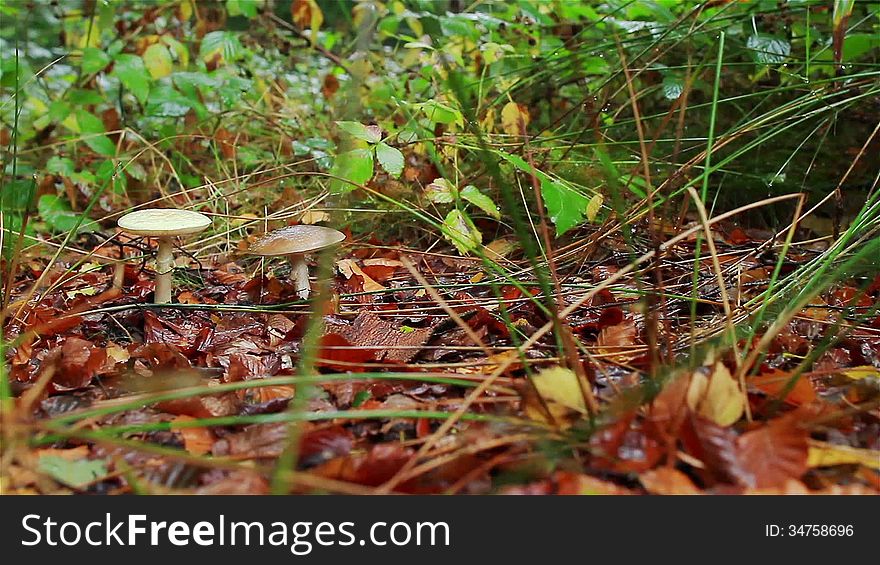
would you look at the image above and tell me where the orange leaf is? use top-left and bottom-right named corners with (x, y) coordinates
top-left (750, 369), bottom-right (817, 406)
top-left (171, 416), bottom-right (215, 456)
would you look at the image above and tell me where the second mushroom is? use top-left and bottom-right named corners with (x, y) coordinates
top-left (248, 225), bottom-right (346, 299)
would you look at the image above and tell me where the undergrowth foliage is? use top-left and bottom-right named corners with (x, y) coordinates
top-left (0, 0), bottom-right (878, 495)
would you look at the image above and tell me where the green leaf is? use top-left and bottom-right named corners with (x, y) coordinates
top-left (96, 160), bottom-right (127, 194)
top-left (143, 43), bottom-right (173, 79)
top-left (496, 151), bottom-right (589, 236)
top-left (329, 148), bottom-right (374, 194)
top-left (200, 31), bottom-right (244, 63)
top-left (375, 142), bottom-right (404, 177)
top-left (662, 75), bottom-right (683, 100)
top-left (747, 34), bottom-right (790, 65)
top-left (425, 178), bottom-right (456, 203)
top-left (37, 194), bottom-right (100, 233)
top-left (227, 0), bottom-right (259, 18)
top-left (336, 121), bottom-right (382, 144)
top-left (46, 156), bottom-right (75, 177)
top-left (418, 100), bottom-right (463, 126)
top-left (442, 209), bottom-right (482, 254)
top-left (147, 85), bottom-right (193, 117)
top-left (113, 54), bottom-right (150, 104)
top-left (48, 100), bottom-right (71, 122)
top-left (38, 455), bottom-right (109, 489)
top-left (75, 110), bottom-right (117, 156)
top-left (541, 179), bottom-right (591, 237)
top-left (81, 47), bottom-right (110, 74)
top-left (461, 185), bottom-right (499, 219)
top-left (68, 89), bottom-right (104, 106)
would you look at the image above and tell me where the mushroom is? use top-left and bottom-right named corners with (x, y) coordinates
top-left (248, 225), bottom-right (346, 299)
top-left (117, 208), bottom-right (211, 304)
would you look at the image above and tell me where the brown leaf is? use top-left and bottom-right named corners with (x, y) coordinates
top-left (53, 337), bottom-right (108, 390)
top-left (323, 311), bottom-right (432, 364)
top-left (157, 393), bottom-right (241, 418)
top-left (196, 471), bottom-right (269, 495)
top-left (595, 319), bottom-right (638, 363)
top-left (321, 73), bottom-right (339, 99)
top-left (313, 443), bottom-right (413, 488)
top-left (733, 413), bottom-right (809, 488)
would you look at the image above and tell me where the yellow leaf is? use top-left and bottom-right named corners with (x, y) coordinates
top-left (299, 210), bottom-right (330, 224)
top-left (143, 43), bottom-right (173, 79)
top-left (177, 0), bottom-right (193, 22)
top-left (530, 366), bottom-right (587, 414)
top-left (480, 107), bottom-right (496, 134)
top-left (292, 0), bottom-right (323, 45)
top-left (586, 193), bottom-right (604, 223)
top-left (523, 366), bottom-right (588, 429)
top-left (485, 237), bottom-right (516, 260)
top-left (686, 362), bottom-right (744, 426)
top-left (839, 366), bottom-right (880, 380)
top-left (807, 440), bottom-right (880, 470)
top-left (500, 101), bottom-right (530, 136)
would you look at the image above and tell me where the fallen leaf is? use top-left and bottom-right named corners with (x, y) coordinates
top-left (595, 319), bottom-right (638, 363)
top-left (686, 362), bottom-right (745, 426)
top-left (750, 369), bottom-right (817, 405)
top-left (53, 337), bottom-right (109, 390)
top-left (733, 413), bottom-right (809, 488)
top-left (523, 365), bottom-right (587, 428)
top-left (300, 210), bottom-right (330, 224)
top-left (323, 310), bottom-right (432, 363)
top-left (171, 415), bottom-right (215, 456)
top-left (807, 440), bottom-right (880, 470)
top-left (640, 467), bottom-right (701, 495)
top-left (337, 259), bottom-right (386, 293)
top-left (839, 366), bottom-right (880, 380)
top-left (38, 454), bottom-right (108, 489)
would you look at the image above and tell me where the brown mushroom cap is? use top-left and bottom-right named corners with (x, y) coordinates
top-left (118, 209), bottom-right (211, 237)
top-left (248, 225), bottom-right (346, 256)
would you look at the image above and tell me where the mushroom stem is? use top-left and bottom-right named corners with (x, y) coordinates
top-left (112, 260), bottom-right (125, 290)
top-left (155, 237), bottom-right (175, 304)
top-left (289, 254), bottom-right (310, 299)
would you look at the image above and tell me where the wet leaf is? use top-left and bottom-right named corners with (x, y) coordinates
top-left (750, 369), bottom-right (817, 406)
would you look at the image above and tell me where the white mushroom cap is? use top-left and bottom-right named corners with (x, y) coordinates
top-left (117, 209), bottom-right (211, 237)
top-left (248, 225), bottom-right (346, 256)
